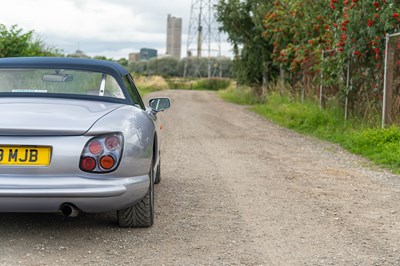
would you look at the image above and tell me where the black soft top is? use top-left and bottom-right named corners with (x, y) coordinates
top-left (0, 57), bottom-right (129, 77)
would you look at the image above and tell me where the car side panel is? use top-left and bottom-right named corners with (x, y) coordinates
top-left (86, 105), bottom-right (156, 178)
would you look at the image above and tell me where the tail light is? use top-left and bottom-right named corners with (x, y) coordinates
top-left (79, 133), bottom-right (123, 173)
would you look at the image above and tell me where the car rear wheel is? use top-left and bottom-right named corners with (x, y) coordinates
top-left (117, 167), bottom-right (154, 228)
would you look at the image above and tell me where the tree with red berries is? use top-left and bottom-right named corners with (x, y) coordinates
top-left (262, 0), bottom-right (400, 115)
top-left (217, 0), bottom-right (400, 115)
top-left (327, 0), bottom-right (400, 114)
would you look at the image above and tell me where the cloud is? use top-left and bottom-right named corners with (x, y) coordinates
top-left (5, 0), bottom-right (144, 41)
top-left (0, 0), bottom-right (231, 59)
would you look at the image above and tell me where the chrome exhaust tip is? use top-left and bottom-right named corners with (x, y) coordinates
top-left (60, 204), bottom-right (79, 217)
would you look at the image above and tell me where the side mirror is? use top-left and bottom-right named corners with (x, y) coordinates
top-left (149, 97), bottom-right (171, 112)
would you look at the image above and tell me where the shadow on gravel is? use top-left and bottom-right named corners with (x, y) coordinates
top-left (0, 212), bottom-right (118, 231)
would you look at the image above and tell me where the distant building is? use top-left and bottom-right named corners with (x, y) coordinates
top-left (140, 48), bottom-right (158, 61)
top-left (128, 52), bottom-right (140, 63)
top-left (166, 14), bottom-right (182, 59)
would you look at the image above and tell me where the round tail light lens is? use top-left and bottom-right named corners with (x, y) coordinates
top-left (100, 155), bottom-right (115, 170)
top-left (88, 140), bottom-right (103, 155)
top-left (81, 157), bottom-right (96, 171)
top-left (105, 136), bottom-right (120, 151)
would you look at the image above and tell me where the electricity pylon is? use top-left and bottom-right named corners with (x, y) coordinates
top-left (184, 0), bottom-right (222, 78)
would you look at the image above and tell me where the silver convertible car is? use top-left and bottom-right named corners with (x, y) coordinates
top-left (0, 57), bottom-right (170, 227)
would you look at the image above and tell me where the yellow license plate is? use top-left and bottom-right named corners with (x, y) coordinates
top-left (0, 146), bottom-right (52, 166)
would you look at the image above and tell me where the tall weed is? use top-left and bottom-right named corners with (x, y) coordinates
top-left (218, 84), bottom-right (261, 105)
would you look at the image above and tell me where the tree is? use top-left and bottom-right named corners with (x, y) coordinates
top-left (263, 0), bottom-right (400, 115)
top-left (129, 60), bottom-right (149, 75)
top-left (129, 57), bottom-right (232, 78)
top-left (216, 0), bottom-right (276, 89)
top-left (263, 0), bottom-right (331, 72)
top-left (93, 55), bottom-right (111, 61)
top-left (147, 57), bottom-right (180, 77)
top-left (0, 24), bottom-right (60, 57)
top-left (117, 58), bottom-right (128, 67)
top-left (181, 57), bottom-right (211, 77)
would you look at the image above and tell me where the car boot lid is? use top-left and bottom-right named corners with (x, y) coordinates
top-left (0, 98), bottom-right (124, 136)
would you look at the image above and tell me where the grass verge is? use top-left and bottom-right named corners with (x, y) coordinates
top-left (133, 75), bottom-right (169, 96)
top-left (219, 86), bottom-right (400, 173)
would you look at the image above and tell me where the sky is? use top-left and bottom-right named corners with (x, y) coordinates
top-left (0, 0), bottom-right (232, 59)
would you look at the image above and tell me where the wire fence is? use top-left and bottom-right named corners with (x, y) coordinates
top-left (277, 50), bottom-right (344, 113)
top-left (274, 34), bottom-right (400, 128)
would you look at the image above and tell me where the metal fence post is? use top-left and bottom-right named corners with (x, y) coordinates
top-left (302, 70), bottom-right (305, 103)
top-left (279, 64), bottom-right (284, 95)
top-left (382, 33), bottom-right (391, 128)
top-left (345, 59), bottom-right (350, 121)
top-left (319, 50), bottom-right (324, 108)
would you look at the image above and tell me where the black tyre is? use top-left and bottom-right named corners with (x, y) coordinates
top-left (117, 167), bottom-right (154, 227)
top-left (154, 160), bottom-right (161, 184)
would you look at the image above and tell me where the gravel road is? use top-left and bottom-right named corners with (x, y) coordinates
top-left (1, 90), bottom-right (400, 265)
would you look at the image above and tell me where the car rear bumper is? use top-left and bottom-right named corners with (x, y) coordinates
top-left (0, 174), bottom-right (149, 213)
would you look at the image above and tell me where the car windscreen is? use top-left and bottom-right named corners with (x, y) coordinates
top-left (0, 68), bottom-right (126, 100)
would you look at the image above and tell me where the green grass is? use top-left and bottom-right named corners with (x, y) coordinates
top-left (192, 78), bottom-right (231, 91)
top-left (132, 74), bottom-right (169, 96)
top-left (218, 85), bottom-right (260, 105)
top-left (220, 88), bottom-right (400, 173)
top-left (138, 86), bottom-right (159, 96)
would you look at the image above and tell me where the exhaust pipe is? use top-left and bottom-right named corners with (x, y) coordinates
top-left (60, 204), bottom-right (79, 217)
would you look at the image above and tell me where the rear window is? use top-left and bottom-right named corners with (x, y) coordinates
top-left (0, 68), bottom-right (126, 100)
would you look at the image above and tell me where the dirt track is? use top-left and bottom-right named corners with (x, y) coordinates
top-left (1, 90), bottom-right (400, 265)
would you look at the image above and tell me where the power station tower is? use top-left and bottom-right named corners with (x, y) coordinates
top-left (184, 0), bottom-right (222, 78)
top-left (166, 14), bottom-right (182, 59)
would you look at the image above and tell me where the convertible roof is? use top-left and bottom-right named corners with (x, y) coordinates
top-left (0, 57), bottom-right (130, 77)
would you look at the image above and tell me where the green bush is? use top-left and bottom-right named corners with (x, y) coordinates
top-left (0, 24), bottom-right (60, 57)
